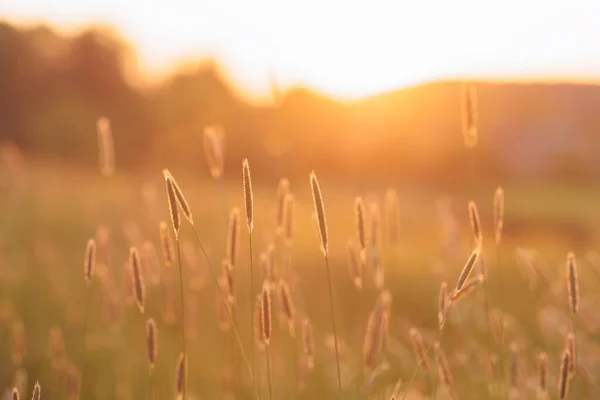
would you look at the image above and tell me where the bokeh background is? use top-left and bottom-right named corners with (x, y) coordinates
top-left (1, 1), bottom-right (600, 399)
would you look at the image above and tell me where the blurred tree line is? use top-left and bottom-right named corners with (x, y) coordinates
top-left (2, 21), bottom-right (599, 187)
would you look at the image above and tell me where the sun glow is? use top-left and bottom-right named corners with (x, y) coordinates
top-left (2, 0), bottom-right (600, 101)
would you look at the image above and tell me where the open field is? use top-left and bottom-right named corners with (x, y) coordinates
top-left (0, 160), bottom-right (598, 399)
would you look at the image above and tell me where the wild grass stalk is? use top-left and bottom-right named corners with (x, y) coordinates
top-left (309, 171), bottom-right (342, 391)
top-left (243, 158), bottom-right (257, 394)
top-left (80, 238), bottom-right (96, 394)
top-left (146, 318), bottom-right (157, 400)
top-left (191, 226), bottom-right (258, 399)
top-left (402, 248), bottom-right (480, 399)
top-left (260, 284), bottom-right (273, 400)
top-left (566, 252), bottom-right (579, 397)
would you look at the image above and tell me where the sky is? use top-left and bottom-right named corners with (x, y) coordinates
top-left (2, 0), bottom-right (600, 101)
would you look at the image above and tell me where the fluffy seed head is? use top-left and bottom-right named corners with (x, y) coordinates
top-left (468, 201), bottom-right (482, 248)
top-left (275, 178), bottom-right (290, 231)
top-left (455, 247), bottom-right (481, 291)
top-left (354, 197), bottom-right (366, 252)
top-left (565, 332), bottom-right (576, 377)
top-left (203, 126), bottom-right (225, 180)
top-left (260, 283), bottom-right (272, 345)
top-left (301, 318), bottom-right (315, 370)
top-left (452, 274), bottom-right (484, 302)
top-left (222, 259), bottom-right (235, 304)
top-left (84, 238), bottom-right (96, 285)
top-left (242, 158), bottom-right (254, 233)
top-left (175, 352), bottom-right (187, 399)
top-left (32, 382), bottom-right (41, 400)
top-left (159, 221), bottom-right (175, 268)
top-left (278, 280), bottom-right (296, 336)
top-left (163, 174), bottom-right (180, 237)
top-left (226, 208), bottom-right (240, 268)
top-left (566, 252), bottom-right (579, 315)
top-left (494, 187), bottom-right (504, 245)
top-left (558, 350), bottom-right (570, 400)
top-left (462, 82), bottom-right (478, 148)
top-left (433, 342), bottom-right (454, 389)
top-left (438, 282), bottom-right (449, 329)
top-left (96, 116), bottom-right (115, 177)
top-left (162, 169), bottom-right (193, 225)
top-left (539, 352), bottom-right (548, 393)
top-left (146, 318), bottom-right (158, 372)
top-left (347, 240), bottom-right (363, 290)
top-left (409, 328), bottom-right (429, 372)
top-left (309, 172), bottom-right (328, 255)
top-left (130, 247), bottom-right (145, 314)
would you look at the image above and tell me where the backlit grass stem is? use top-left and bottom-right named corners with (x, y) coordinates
top-left (191, 226), bottom-right (259, 400)
top-left (243, 158), bottom-right (257, 393)
top-left (310, 171), bottom-right (342, 391)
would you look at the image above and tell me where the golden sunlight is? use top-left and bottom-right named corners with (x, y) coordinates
top-left (2, 0), bottom-right (599, 100)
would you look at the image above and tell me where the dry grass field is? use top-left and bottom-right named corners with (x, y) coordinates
top-left (0, 152), bottom-right (599, 399)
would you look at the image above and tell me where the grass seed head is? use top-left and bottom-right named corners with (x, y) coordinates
top-left (468, 200), bottom-right (482, 248)
top-left (462, 82), bottom-right (478, 148)
top-left (558, 350), bottom-right (571, 400)
top-left (242, 158), bottom-right (254, 233)
top-left (354, 197), bottom-right (366, 252)
top-left (96, 116), bottom-right (115, 177)
top-left (162, 169), bottom-right (193, 225)
top-left (539, 352), bottom-right (548, 394)
top-left (275, 178), bottom-right (290, 231)
top-left (84, 238), bottom-right (96, 285)
top-left (203, 126), bottom-right (224, 180)
top-left (309, 171), bottom-right (328, 255)
top-left (31, 381), bottom-right (40, 400)
top-left (347, 240), bottom-right (363, 290)
top-left (159, 221), bottom-right (175, 268)
top-left (226, 208), bottom-right (240, 267)
top-left (175, 352), bottom-right (187, 399)
top-left (302, 318), bottom-right (315, 370)
top-left (163, 172), bottom-right (180, 237)
top-left (146, 318), bottom-right (158, 372)
top-left (130, 247), bottom-right (145, 314)
top-left (566, 252), bottom-right (579, 315)
top-left (278, 279), bottom-right (296, 336)
top-left (455, 247), bottom-right (481, 292)
top-left (494, 187), bottom-right (505, 245)
top-left (409, 327), bottom-right (429, 373)
top-left (438, 282), bottom-right (449, 329)
top-left (260, 283), bottom-right (272, 345)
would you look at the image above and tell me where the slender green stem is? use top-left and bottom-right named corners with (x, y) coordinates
top-left (176, 237), bottom-right (187, 400)
top-left (266, 346), bottom-right (273, 400)
top-left (249, 232), bottom-right (256, 394)
top-left (324, 253), bottom-right (342, 391)
top-left (80, 284), bottom-right (92, 394)
top-left (402, 300), bottom-right (454, 400)
top-left (191, 227), bottom-right (259, 400)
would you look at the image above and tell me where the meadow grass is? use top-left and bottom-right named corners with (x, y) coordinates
top-left (0, 162), bottom-right (599, 399)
